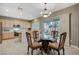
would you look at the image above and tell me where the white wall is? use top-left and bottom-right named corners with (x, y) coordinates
top-left (59, 13), bottom-right (69, 46)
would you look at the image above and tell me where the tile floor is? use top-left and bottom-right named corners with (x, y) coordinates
top-left (0, 38), bottom-right (79, 55)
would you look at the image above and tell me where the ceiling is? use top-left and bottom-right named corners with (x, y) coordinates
top-left (0, 3), bottom-right (76, 20)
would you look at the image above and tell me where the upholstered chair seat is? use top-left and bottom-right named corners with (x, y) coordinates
top-left (48, 42), bottom-right (59, 49)
top-left (30, 42), bottom-right (42, 49)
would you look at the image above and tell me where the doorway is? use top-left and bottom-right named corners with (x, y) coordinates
top-left (69, 13), bottom-right (72, 46)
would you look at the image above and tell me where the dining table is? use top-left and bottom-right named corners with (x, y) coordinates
top-left (38, 34), bottom-right (56, 54)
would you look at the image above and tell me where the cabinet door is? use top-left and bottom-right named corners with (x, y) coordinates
top-left (5, 20), bottom-right (14, 27)
top-left (2, 33), bottom-right (14, 40)
top-left (2, 20), bottom-right (14, 28)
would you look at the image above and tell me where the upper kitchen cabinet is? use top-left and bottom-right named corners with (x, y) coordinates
top-left (2, 20), bottom-right (14, 28)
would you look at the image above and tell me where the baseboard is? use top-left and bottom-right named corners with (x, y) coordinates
top-left (71, 45), bottom-right (79, 50)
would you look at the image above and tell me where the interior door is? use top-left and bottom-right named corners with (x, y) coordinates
top-left (69, 13), bottom-right (72, 46)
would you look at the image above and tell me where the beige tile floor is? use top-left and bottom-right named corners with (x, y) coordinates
top-left (0, 38), bottom-right (79, 55)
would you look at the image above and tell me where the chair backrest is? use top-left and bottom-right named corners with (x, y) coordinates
top-left (33, 31), bottom-right (39, 39)
top-left (58, 32), bottom-right (67, 49)
top-left (51, 31), bottom-right (58, 38)
top-left (26, 32), bottom-right (32, 46)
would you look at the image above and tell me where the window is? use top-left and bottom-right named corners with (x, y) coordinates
top-left (43, 18), bottom-right (60, 40)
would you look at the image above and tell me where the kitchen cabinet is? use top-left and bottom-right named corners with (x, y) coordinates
top-left (2, 32), bottom-right (14, 40)
top-left (2, 20), bottom-right (14, 28)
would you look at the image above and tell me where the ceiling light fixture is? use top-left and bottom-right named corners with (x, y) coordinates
top-left (40, 3), bottom-right (52, 18)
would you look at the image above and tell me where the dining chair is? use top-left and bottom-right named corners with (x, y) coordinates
top-left (26, 32), bottom-right (42, 55)
top-left (51, 31), bottom-right (58, 42)
top-left (51, 31), bottom-right (58, 38)
top-left (32, 31), bottom-right (39, 41)
top-left (48, 32), bottom-right (67, 55)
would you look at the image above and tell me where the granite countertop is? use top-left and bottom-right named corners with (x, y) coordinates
top-left (3, 29), bottom-right (14, 34)
top-left (3, 30), bottom-right (14, 33)
top-left (2, 27), bottom-right (26, 34)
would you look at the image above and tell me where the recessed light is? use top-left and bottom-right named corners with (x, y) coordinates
top-left (6, 9), bottom-right (9, 12)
